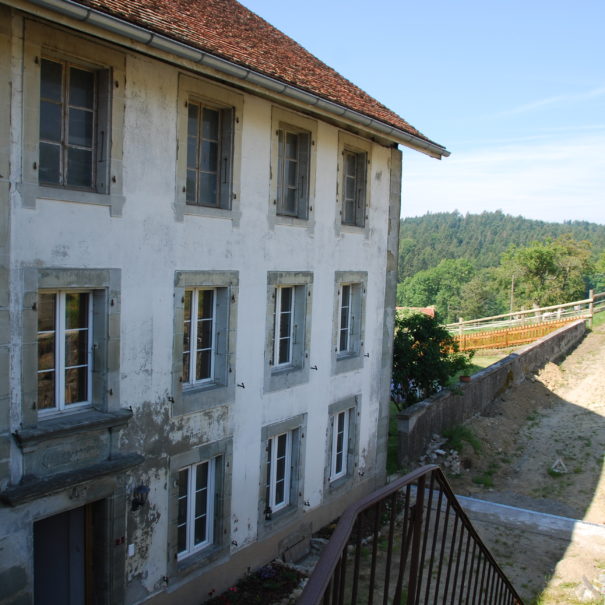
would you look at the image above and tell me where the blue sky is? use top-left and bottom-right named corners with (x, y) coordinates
top-left (241, 0), bottom-right (605, 225)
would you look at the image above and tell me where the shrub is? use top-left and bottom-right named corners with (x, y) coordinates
top-left (391, 312), bottom-right (472, 411)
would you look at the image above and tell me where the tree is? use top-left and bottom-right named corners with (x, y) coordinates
top-left (391, 312), bottom-right (472, 411)
top-left (499, 235), bottom-right (593, 308)
top-left (397, 258), bottom-right (476, 321)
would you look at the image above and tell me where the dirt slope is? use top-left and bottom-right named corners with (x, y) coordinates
top-left (441, 323), bottom-right (605, 603)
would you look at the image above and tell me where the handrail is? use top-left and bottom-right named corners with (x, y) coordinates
top-left (298, 465), bottom-right (523, 604)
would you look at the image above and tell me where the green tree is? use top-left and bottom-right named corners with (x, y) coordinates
top-left (458, 268), bottom-right (506, 320)
top-left (391, 313), bottom-right (472, 411)
top-left (397, 258), bottom-right (475, 321)
top-left (499, 235), bottom-right (593, 308)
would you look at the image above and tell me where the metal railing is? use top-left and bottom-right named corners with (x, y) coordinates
top-left (298, 465), bottom-right (523, 605)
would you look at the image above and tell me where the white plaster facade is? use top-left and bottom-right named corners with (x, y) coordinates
top-left (0, 2), bottom-right (447, 603)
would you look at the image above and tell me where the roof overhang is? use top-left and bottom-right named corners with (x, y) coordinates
top-left (17, 0), bottom-right (450, 159)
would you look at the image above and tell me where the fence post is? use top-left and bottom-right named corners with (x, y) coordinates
top-left (589, 289), bottom-right (594, 329)
top-left (407, 474), bottom-right (426, 605)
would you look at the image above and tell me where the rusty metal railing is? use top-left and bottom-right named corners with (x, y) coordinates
top-left (298, 465), bottom-right (523, 605)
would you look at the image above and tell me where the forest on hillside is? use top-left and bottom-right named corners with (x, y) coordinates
top-left (397, 211), bottom-right (605, 322)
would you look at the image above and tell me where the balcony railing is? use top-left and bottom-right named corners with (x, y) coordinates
top-left (298, 465), bottom-right (523, 605)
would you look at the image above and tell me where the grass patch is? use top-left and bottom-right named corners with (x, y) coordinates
top-left (443, 425), bottom-right (482, 454)
top-left (472, 461), bottom-right (499, 487)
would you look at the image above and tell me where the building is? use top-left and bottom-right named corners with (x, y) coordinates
top-left (0, 1), bottom-right (449, 602)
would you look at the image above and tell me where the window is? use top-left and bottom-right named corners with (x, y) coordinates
top-left (37, 291), bottom-right (92, 414)
top-left (326, 397), bottom-right (359, 491)
top-left (270, 108), bottom-right (316, 227)
top-left (182, 288), bottom-right (218, 386)
top-left (341, 150), bottom-right (367, 227)
top-left (337, 132), bottom-right (371, 232)
top-left (177, 456), bottom-right (220, 559)
top-left (21, 20), bottom-right (125, 214)
top-left (260, 415), bottom-right (305, 528)
top-left (21, 268), bottom-right (121, 426)
top-left (172, 271), bottom-right (238, 415)
top-left (333, 273), bottom-right (367, 374)
top-left (39, 58), bottom-right (108, 191)
top-left (330, 408), bottom-right (351, 482)
top-left (276, 127), bottom-right (310, 219)
top-left (265, 272), bottom-right (313, 392)
top-left (169, 438), bottom-right (232, 572)
top-left (265, 431), bottom-right (292, 515)
top-left (185, 102), bottom-right (233, 209)
top-left (272, 286), bottom-right (294, 367)
top-left (176, 74), bottom-right (242, 221)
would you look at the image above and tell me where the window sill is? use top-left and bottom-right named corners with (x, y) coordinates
top-left (19, 183), bottom-right (125, 216)
top-left (14, 408), bottom-right (133, 449)
top-left (175, 542), bottom-right (228, 576)
top-left (334, 353), bottom-right (364, 375)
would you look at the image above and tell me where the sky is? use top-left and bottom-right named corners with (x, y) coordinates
top-left (240, 0), bottom-right (605, 225)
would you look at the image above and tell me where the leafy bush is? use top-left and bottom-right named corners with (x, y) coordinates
top-left (391, 312), bottom-right (472, 411)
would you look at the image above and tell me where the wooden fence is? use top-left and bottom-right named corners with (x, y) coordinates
top-left (454, 318), bottom-right (575, 352)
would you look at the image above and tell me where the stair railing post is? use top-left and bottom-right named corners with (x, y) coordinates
top-left (406, 474), bottom-right (426, 605)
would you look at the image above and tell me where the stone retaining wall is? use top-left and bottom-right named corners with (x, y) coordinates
top-left (397, 319), bottom-right (587, 464)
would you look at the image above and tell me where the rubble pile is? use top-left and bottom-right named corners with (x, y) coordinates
top-left (418, 433), bottom-right (462, 475)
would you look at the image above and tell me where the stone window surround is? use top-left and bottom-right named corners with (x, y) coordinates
top-left (335, 131), bottom-right (372, 237)
top-left (175, 73), bottom-right (243, 223)
top-left (325, 395), bottom-right (360, 494)
top-left (264, 271), bottom-right (313, 393)
top-left (258, 414), bottom-right (306, 537)
top-left (332, 271), bottom-right (367, 375)
top-left (21, 267), bottom-right (121, 429)
top-left (269, 107), bottom-right (317, 231)
top-left (171, 270), bottom-right (238, 416)
top-left (20, 19), bottom-right (125, 216)
top-left (168, 437), bottom-right (233, 575)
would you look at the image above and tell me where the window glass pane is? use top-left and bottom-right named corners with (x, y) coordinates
top-left (182, 352), bottom-right (190, 383)
top-left (187, 136), bottom-right (197, 170)
top-left (196, 461), bottom-right (209, 490)
top-left (38, 333), bottom-right (55, 371)
top-left (186, 169), bottom-right (197, 203)
top-left (275, 477), bottom-right (284, 505)
top-left (201, 140), bottom-right (218, 172)
top-left (65, 293), bottom-right (89, 329)
top-left (187, 103), bottom-right (199, 137)
top-left (37, 371), bottom-right (55, 410)
top-left (38, 293), bottom-right (56, 332)
top-left (178, 469), bottom-right (189, 498)
top-left (69, 67), bottom-right (95, 109)
top-left (40, 101), bottom-right (62, 142)
top-left (286, 160), bottom-right (297, 187)
top-left (198, 319), bottom-right (213, 349)
top-left (177, 525), bottom-right (187, 553)
top-left (195, 490), bottom-right (207, 519)
top-left (65, 331), bottom-right (88, 367)
top-left (345, 176), bottom-right (356, 201)
top-left (68, 108), bottom-right (93, 147)
top-left (202, 108), bottom-right (219, 140)
top-left (40, 59), bottom-right (63, 102)
top-left (67, 148), bottom-right (93, 188)
top-left (39, 142), bottom-right (61, 185)
top-left (278, 338), bottom-right (290, 364)
top-left (200, 291), bottom-right (214, 319)
top-left (194, 517), bottom-right (207, 545)
top-left (284, 187), bottom-right (297, 213)
top-left (200, 173), bottom-right (217, 206)
top-left (64, 366), bottom-right (87, 404)
top-left (196, 350), bottom-right (211, 380)
top-left (280, 287), bottom-right (292, 312)
top-left (285, 132), bottom-right (298, 159)
top-left (177, 496), bottom-right (187, 525)
top-left (345, 152), bottom-right (356, 176)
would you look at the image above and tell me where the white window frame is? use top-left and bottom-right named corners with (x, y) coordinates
top-left (273, 286), bottom-right (295, 368)
top-left (37, 290), bottom-right (93, 416)
top-left (177, 456), bottom-right (219, 560)
top-left (182, 288), bottom-right (217, 387)
top-left (341, 149), bottom-right (367, 228)
top-left (276, 127), bottom-right (310, 219)
top-left (333, 272), bottom-right (367, 375)
top-left (265, 431), bottom-right (292, 515)
top-left (330, 408), bottom-right (351, 482)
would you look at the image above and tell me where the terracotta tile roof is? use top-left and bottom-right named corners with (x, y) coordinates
top-left (71, 0), bottom-right (442, 148)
